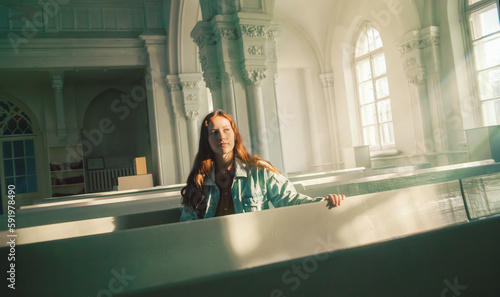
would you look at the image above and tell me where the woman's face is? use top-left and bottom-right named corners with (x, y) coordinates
top-left (208, 116), bottom-right (235, 161)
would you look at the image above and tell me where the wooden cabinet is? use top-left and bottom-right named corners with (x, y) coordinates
top-left (49, 145), bottom-right (86, 197)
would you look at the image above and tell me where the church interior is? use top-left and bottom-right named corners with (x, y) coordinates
top-left (0, 0), bottom-right (500, 296)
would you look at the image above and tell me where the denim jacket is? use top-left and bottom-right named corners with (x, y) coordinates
top-left (180, 159), bottom-right (323, 221)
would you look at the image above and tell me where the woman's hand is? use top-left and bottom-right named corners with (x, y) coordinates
top-left (324, 194), bottom-right (345, 209)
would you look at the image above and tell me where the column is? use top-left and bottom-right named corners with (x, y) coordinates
top-left (179, 73), bottom-right (204, 161)
top-left (399, 28), bottom-right (445, 165)
top-left (191, 2), bottom-right (285, 169)
top-left (52, 73), bottom-right (66, 140)
top-left (242, 67), bottom-right (269, 159)
top-left (320, 72), bottom-right (342, 169)
top-left (165, 74), bottom-right (185, 182)
top-left (140, 34), bottom-right (177, 185)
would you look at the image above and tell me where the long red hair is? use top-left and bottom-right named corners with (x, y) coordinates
top-left (181, 110), bottom-right (279, 214)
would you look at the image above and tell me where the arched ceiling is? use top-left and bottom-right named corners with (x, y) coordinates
top-left (274, 0), bottom-right (342, 64)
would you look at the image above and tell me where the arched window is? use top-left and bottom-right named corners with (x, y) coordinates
top-left (465, 0), bottom-right (500, 126)
top-left (0, 101), bottom-right (38, 196)
top-left (354, 23), bottom-right (394, 149)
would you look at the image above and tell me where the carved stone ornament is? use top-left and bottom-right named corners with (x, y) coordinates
top-left (399, 36), bottom-right (440, 54)
top-left (204, 73), bottom-right (222, 91)
top-left (52, 76), bottom-right (64, 89)
top-left (267, 30), bottom-right (278, 41)
top-left (320, 77), bottom-right (334, 88)
top-left (243, 68), bottom-right (266, 85)
top-left (406, 57), bottom-right (417, 67)
top-left (241, 25), bottom-right (266, 38)
top-left (167, 82), bottom-right (182, 92)
top-left (185, 110), bottom-right (200, 120)
top-left (194, 32), bottom-right (216, 49)
top-left (247, 45), bottom-right (264, 56)
top-left (409, 72), bottom-right (427, 86)
top-left (185, 94), bottom-right (198, 102)
top-left (182, 81), bottom-right (200, 89)
top-left (217, 27), bottom-right (239, 40)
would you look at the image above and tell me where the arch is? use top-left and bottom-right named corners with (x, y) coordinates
top-left (0, 92), bottom-right (40, 135)
top-left (81, 88), bottom-right (151, 173)
top-left (179, 0), bottom-right (203, 73)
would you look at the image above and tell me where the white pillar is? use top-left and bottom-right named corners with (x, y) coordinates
top-left (179, 73), bottom-right (204, 163)
top-left (243, 68), bottom-right (269, 159)
top-left (52, 73), bottom-right (66, 140)
top-left (320, 72), bottom-right (342, 169)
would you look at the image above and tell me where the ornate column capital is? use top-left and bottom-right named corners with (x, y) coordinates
top-left (51, 73), bottom-right (64, 89)
top-left (242, 68), bottom-right (267, 86)
top-left (409, 72), bottom-right (427, 86)
top-left (319, 73), bottom-right (334, 88)
top-left (204, 72), bottom-right (222, 91)
top-left (165, 75), bottom-right (182, 92)
top-left (178, 73), bottom-right (203, 121)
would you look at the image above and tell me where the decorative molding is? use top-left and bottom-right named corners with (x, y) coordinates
top-left (185, 110), bottom-right (200, 120)
top-left (406, 57), bottom-right (417, 67)
top-left (247, 45), bottom-right (264, 56)
top-left (217, 27), bottom-right (239, 40)
top-left (267, 30), bottom-right (278, 41)
top-left (409, 72), bottom-right (427, 86)
top-left (243, 68), bottom-right (266, 85)
top-left (194, 32), bottom-right (216, 49)
top-left (240, 25), bottom-right (266, 38)
top-left (52, 75), bottom-right (64, 89)
top-left (319, 73), bottom-right (334, 88)
top-left (185, 94), bottom-right (198, 102)
top-left (399, 36), bottom-right (440, 54)
top-left (200, 55), bottom-right (207, 68)
top-left (167, 82), bottom-right (182, 92)
top-left (204, 73), bottom-right (222, 91)
top-left (320, 77), bottom-right (334, 88)
top-left (182, 81), bottom-right (200, 89)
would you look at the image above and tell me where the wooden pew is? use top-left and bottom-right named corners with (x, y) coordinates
top-left (0, 181), bottom-right (470, 296)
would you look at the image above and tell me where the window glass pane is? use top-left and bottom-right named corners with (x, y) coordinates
top-left (469, 0), bottom-right (481, 4)
top-left (369, 27), bottom-right (383, 50)
top-left (376, 77), bottom-right (390, 99)
top-left (16, 176), bottom-right (27, 194)
top-left (473, 35), bottom-right (500, 70)
top-left (469, 4), bottom-right (500, 40)
top-left (2, 141), bottom-right (12, 158)
top-left (358, 81), bottom-right (375, 104)
top-left (361, 103), bottom-right (377, 126)
top-left (377, 99), bottom-right (393, 122)
top-left (4, 159), bottom-right (14, 177)
top-left (356, 59), bottom-right (372, 82)
top-left (25, 139), bottom-right (34, 157)
top-left (380, 123), bottom-right (395, 146)
top-left (5, 177), bottom-right (14, 189)
top-left (363, 126), bottom-right (378, 147)
top-left (28, 175), bottom-right (37, 192)
top-left (372, 53), bottom-right (387, 77)
top-left (481, 99), bottom-right (500, 126)
top-left (13, 140), bottom-right (24, 157)
top-left (15, 158), bottom-right (26, 176)
top-left (477, 67), bottom-right (500, 100)
top-left (27, 157), bottom-right (36, 175)
top-left (355, 30), bottom-right (369, 57)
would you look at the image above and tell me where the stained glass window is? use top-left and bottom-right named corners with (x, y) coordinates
top-left (0, 101), bottom-right (34, 135)
top-left (1, 101), bottom-right (37, 196)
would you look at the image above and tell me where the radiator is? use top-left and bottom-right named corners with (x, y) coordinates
top-left (87, 167), bottom-right (134, 193)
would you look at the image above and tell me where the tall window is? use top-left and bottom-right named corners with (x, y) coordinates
top-left (0, 101), bottom-right (38, 197)
top-left (354, 23), bottom-right (394, 149)
top-left (466, 0), bottom-right (500, 126)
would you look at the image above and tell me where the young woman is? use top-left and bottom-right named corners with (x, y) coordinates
top-left (180, 110), bottom-right (344, 221)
